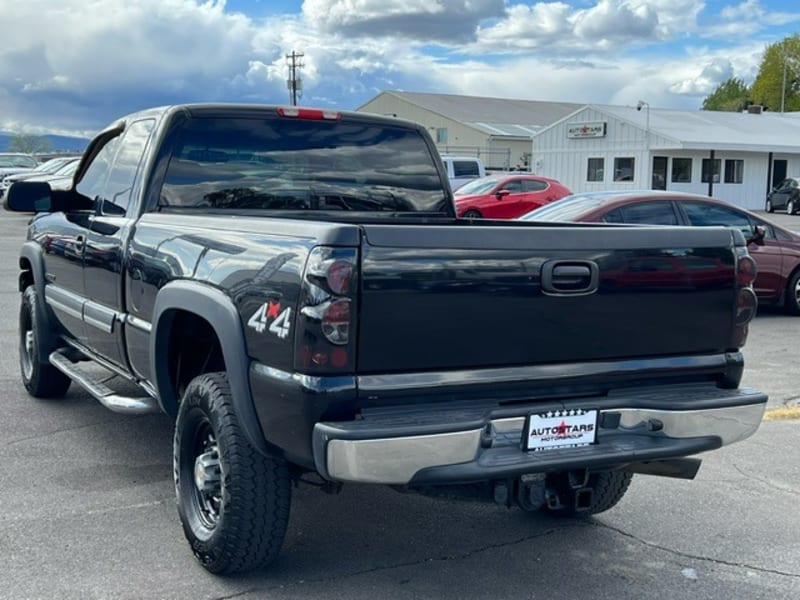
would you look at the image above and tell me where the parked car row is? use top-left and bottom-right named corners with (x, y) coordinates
top-left (519, 190), bottom-right (800, 315)
top-left (0, 155), bottom-right (80, 198)
top-left (0, 156), bottom-right (80, 195)
top-left (0, 152), bottom-right (39, 179)
top-left (454, 173), bottom-right (572, 218)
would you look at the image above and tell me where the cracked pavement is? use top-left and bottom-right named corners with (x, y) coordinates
top-left (1, 209), bottom-right (799, 599)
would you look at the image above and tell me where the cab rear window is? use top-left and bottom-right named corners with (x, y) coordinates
top-left (159, 117), bottom-right (449, 213)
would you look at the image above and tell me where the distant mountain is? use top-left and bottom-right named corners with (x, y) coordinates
top-left (0, 132), bottom-right (89, 153)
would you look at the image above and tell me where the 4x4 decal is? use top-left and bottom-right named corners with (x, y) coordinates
top-left (247, 301), bottom-right (292, 339)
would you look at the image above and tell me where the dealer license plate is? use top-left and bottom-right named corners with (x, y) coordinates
top-left (524, 409), bottom-right (598, 451)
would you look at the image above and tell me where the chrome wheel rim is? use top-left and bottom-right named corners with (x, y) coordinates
top-left (190, 422), bottom-right (222, 530)
top-left (20, 322), bottom-right (34, 381)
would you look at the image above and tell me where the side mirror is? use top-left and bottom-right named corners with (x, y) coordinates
top-left (5, 181), bottom-right (52, 212)
top-left (747, 225), bottom-right (766, 246)
top-left (495, 189), bottom-right (511, 199)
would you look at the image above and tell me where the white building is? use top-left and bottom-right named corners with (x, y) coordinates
top-left (532, 105), bottom-right (800, 210)
top-left (357, 91), bottom-right (582, 170)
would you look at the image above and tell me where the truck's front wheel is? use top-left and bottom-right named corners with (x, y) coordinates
top-left (174, 372), bottom-right (291, 574)
top-left (19, 286), bottom-right (71, 398)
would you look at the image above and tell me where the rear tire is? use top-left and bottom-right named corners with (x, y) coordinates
top-left (542, 470), bottom-right (632, 518)
top-left (174, 372), bottom-right (291, 574)
top-left (19, 286), bottom-right (71, 398)
top-left (785, 271), bottom-right (800, 315)
top-left (788, 199), bottom-right (796, 215)
top-left (765, 198), bottom-right (774, 213)
top-left (462, 209), bottom-right (482, 219)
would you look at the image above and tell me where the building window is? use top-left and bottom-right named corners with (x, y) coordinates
top-left (701, 158), bottom-right (721, 183)
top-left (613, 157), bottom-right (635, 181)
top-left (724, 159), bottom-right (744, 184)
top-left (671, 158), bottom-right (692, 183)
top-left (436, 128), bottom-right (448, 143)
top-left (587, 158), bottom-right (604, 181)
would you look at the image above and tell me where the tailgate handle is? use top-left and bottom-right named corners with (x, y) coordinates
top-left (541, 260), bottom-right (599, 295)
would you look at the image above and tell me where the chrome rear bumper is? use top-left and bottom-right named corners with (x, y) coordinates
top-left (313, 387), bottom-right (767, 485)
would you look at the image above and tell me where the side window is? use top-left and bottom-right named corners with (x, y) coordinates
top-left (76, 136), bottom-right (123, 204)
top-left (502, 180), bottom-right (523, 193)
top-left (724, 159), bottom-right (744, 184)
top-left (619, 202), bottom-right (678, 225)
top-left (453, 160), bottom-right (479, 178)
top-left (100, 119), bottom-right (155, 216)
top-left (682, 202), bottom-right (752, 238)
top-left (587, 158), bottom-right (604, 182)
top-left (602, 208), bottom-right (624, 223)
top-left (701, 159), bottom-right (721, 183)
top-left (613, 157), bottom-right (635, 181)
top-left (671, 158), bottom-right (692, 183)
top-left (523, 180), bottom-right (548, 192)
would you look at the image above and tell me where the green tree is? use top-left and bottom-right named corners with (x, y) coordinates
top-left (702, 77), bottom-right (751, 111)
top-left (8, 134), bottom-right (53, 154)
top-left (750, 34), bottom-right (800, 112)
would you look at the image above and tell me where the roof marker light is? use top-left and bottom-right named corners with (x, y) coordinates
top-left (277, 107), bottom-right (341, 120)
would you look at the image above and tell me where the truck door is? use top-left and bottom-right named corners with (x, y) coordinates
top-left (41, 134), bottom-right (123, 346)
top-left (83, 119), bottom-right (155, 368)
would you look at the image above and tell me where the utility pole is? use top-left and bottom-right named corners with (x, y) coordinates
top-left (286, 51), bottom-right (304, 106)
top-left (782, 54), bottom-right (787, 114)
top-left (637, 100), bottom-right (650, 187)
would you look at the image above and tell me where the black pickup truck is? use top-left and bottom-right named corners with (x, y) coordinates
top-left (7, 104), bottom-right (766, 574)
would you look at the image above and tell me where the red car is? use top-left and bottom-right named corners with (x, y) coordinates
top-left (454, 174), bottom-right (571, 219)
top-left (521, 190), bottom-right (800, 314)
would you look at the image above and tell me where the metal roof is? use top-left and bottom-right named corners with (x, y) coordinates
top-left (590, 104), bottom-right (800, 153)
top-left (383, 91), bottom-right (582, 137)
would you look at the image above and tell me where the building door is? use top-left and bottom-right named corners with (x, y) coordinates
top-left (773, 159), bottom-right (787, 190)
top-left (652, 156), bottom-right (668, 190)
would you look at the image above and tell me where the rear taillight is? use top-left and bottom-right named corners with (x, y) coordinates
top-left (731, 248), bottom-right (758, 348)
top-left (295, 247), bottom-right (358, 374)
top-left (736, 255), bottom-right (757, 286)
top-left (321, 298), bottom-right (351, 345)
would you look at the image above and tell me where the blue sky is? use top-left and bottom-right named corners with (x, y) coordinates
top-left (1, 0), bottom-right (799, 137)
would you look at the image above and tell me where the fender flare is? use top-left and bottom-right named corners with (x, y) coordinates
top-left (19, 241), bottom-right (60, 363)
top-left (151, 280), bottom-right (268, 455)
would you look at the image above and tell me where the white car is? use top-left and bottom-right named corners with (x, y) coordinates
top-left (440, 155), bottom-right (486, 191)
top-left (0, 152), bottom-right (38, 179)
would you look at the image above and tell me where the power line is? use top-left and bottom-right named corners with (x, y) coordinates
top-left (286, 51), bottom-right (304, 106)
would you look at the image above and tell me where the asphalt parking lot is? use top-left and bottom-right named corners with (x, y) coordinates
top-left (1, 208), bottom-right (799, 600)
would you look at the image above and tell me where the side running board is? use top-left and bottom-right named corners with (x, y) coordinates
top-left (49, 350), bottom-right (160, 415)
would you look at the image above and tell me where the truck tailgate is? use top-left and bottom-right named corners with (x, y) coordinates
top-left (357, 223), bottom-right (737, 373)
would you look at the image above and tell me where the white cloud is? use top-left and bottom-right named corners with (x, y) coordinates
top-left (475, 0), bottom-right (704, 54)
top-left (475, 3), bottom-right (573, 50)
top-left (572, 1), bottom-right (660, 45)
top-left (670, 58), bottom-right (735, 95)
top-left (705, 0), bottom-right (800, 38)
top-left (302, 0), bottom-right (504, 42)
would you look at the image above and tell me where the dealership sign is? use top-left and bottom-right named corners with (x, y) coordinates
top-left (567, 122), bottom-right (607, 138)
